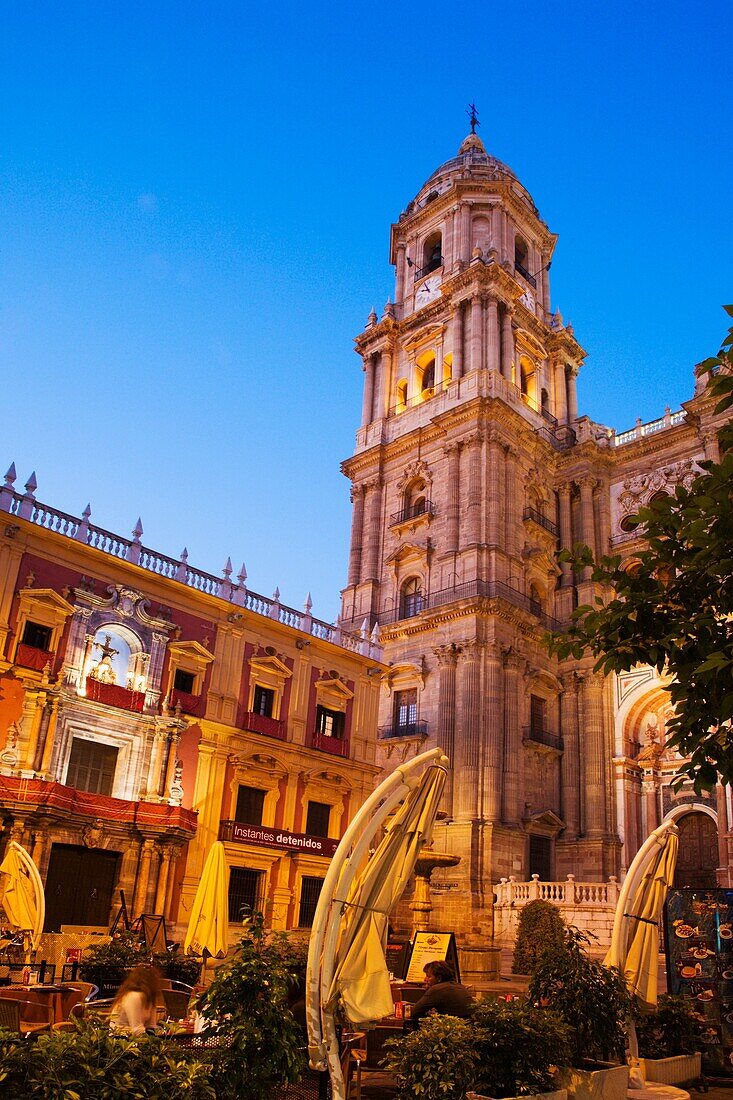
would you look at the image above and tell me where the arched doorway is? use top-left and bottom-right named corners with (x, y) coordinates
top-left (673, 811), bottom-right (718, 888)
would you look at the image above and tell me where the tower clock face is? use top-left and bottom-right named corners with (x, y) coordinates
top-left (415, 275), bottom-right (441, 309)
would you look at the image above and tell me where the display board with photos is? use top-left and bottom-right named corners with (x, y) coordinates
top-left (664, 887), bottom-right (733, 1073)
top-left (404, 931), bottom-right (460, 984)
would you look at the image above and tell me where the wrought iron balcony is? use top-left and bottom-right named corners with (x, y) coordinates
top-left (379, 579), bottom-right (564, 632)
top-left (522, 726), bottom-right (563, 751)
top-left (379, 720), bottom-right (428, 740)
top-left (389, 500), bottom-right (436, 527)
top-left (523, 507), bottom-right (559, 537)
top-left (515, 261), bottom-right (537, 288)
top-left (413, 256), bottom-right (443, 282)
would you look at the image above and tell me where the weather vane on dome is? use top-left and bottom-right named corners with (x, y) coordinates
top-left (466, 102), bottom-right (480, 134)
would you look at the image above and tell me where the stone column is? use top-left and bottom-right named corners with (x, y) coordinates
top-left (371, 351), bottom-right (387, 421)
top-left (554, 361), bottom-right (568, 423)
top-left (642, 771), bottom-right (660, 834)
top-left (452, 303), bottom-right (464, 379)
top-left (594, 482), bottom-right (611, 560)
top-left (560, 673), bottom-right (580, 839)
top-left (444, 443), bottom-right (461, 554)
top-left (482, 643), bottom-right (504, 821)
top-left (347, 485), bottom-right (366, 586)
top-left (567, 365), bottom-right (579, 421)
top-left (360, 354), bottom-right (375, 427)
top-left (486, 434), bottom-right (503, 552)
top-left (557, 485), bottom-right (573, 586)
top-left (362, 479), bottom-right (382, 581)
top-left (500, 305), bottom-right (515, 382)
top-left (504, 446), bottom-right (518, 558)
top-left (434, 644), bottom-right (459, 816)
top-left (486, 297), bottom-right (500, 373)
top-left (579, 477), bottom-right (596, 582)
top-left (580, 672), bottom-right (606, 836)
top-left (460, 202), bottom-right (471, 265)
top-left (701, 429), bottom-right (720, 463)
top-left (133, 839), bottom-right (156, 916)
top-left (470, 295), bottom-right (483, 373)
top-left (455, 642), bottom-right (480, 821)
top-left (501, 651), bottom-right (524, 826)
top-left (395, 242), bottom-right (406, 307)
top-left (154, 846), bottom-right (173, 914)
top-left (162, 731), bottom-right (181, 800)
top-left (463, 434), bottom-right (482, 548)
top-left (165, 848), bottom-right (181, 921)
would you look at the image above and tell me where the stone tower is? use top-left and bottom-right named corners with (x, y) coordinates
top-left (340, 130), bottom-right (621, 942)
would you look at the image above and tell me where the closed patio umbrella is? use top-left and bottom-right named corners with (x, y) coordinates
top-left (184, 841), bottom-right (229, 962)
top-left (0, 840), bottom-right (45, 950)
top-left (307, 747), bottom-right (449, 1100)
top-left (604, 819), bottom-right (679, 1056)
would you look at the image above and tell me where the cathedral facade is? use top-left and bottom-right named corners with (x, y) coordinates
top-left (340, 130), bottom-right (730, 943)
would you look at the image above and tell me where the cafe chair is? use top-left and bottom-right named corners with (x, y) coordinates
top-left (54, 1002), bottom-right (86, 1031)
top-left (0, 996), bottom-right (53, 1036)
top-left (162, 988), bottom-right (191, 1021)
top-left (69, 980), bottom-right (97, 1002)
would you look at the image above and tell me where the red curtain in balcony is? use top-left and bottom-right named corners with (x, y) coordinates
top-left (170, 689), bottom-right (204, 717)
top-left (16, 643), bottom-right (54, 671)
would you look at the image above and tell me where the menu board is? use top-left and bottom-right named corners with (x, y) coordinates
top-left (405, 931), bottom-right (460, 984)
top-left (665, 887), bottom-right (733, 1073)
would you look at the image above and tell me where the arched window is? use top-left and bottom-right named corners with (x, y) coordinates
top-left (404, 479), bottom-right (427, 519)
top-left (520, 357), bottom-right (537, 405)
top-left (515, 235), bottom-right (530, 278)
top-left (529, 584), bottom-right (543, 617)
top-left (400, 577), bottom-right (424, 619)
top-left (396, 379), bottom-right (408, 413)
top-left (422, 231), bottom-right (442, 276)
top-left (421, 356), bottom-right (436, 395)
top-left (619, 513), bottom-right (640, 533)
top-left (541, 388), bottom-right (550, 416)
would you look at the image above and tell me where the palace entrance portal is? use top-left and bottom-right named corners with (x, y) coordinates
top-left (43, 844), bottom-right (120, 931)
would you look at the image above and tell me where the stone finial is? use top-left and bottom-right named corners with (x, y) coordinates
top-left (223, 557), bottom-right (233, 579)
top-left (18, 471), bottom-right (38, 518)
top-left (220, 556), bottom-right (234, 599)
top-left (0, 463), bottom-right (17, 511)
top-left (132, 517), bottom-right (143, 541)
top-left (237, 562), bottom-right (247, 585)
top-left (127, 518), bottom-right (144, 564)
top-left (75, 503), bottom-right (92, 543)
top-left (174, 547), bottom-right (189, 582)
top-left (331, 614), bottom-right (342, 645)
top-left (269, 587), bottom-right (281, 620)
top-left (471, 245), bottom-right (484, 261)
top-left (367, 307), bottom-right (377, 327)
top-left (552, 309), bottom-right (563, 329)
top-left (232, 561), bottom-right (248, 606)
top-left (383, 298), bottom-right (395, 319)
top-left (304, 592), bottom-right (312, 614)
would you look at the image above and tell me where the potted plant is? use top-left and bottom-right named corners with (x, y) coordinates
top-left (383, 1015), bottom-right (479, 1100)
top-left (529, 929), bottom-right (632, 1100)
top-left (512, 900), bottom-right (567, 976)
top-left (635, 995), bottom-right (703, 1085)
top-left (78, 931), bottom-right (148, 997)
top-left (467, 998), bottom-right (571, 1100)
top-left (196, 912), bottom-right (305, 1099)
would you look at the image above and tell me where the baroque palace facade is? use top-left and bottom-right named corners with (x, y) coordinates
top-left (340, 130), bottom-right (731, 943)
top-left (0, 475), bottom-right (383, 936)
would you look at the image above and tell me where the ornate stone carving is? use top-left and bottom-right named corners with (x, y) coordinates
top-left (616, 459), bottom-right (700, 529)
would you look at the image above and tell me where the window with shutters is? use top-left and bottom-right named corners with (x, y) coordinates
top-left (253, 684), bottom-right (275, 717)
top-left (235, 786), bottom-right (266, 826)
top-left (315, 705), bottom-right (345, 740)
top-left (65, 738), bottom-right (118, 796)
top-left (394, 689), bottom-right (418, 734)
top-left (298, 876), bottom-right (325, 928)
top-left (530, 694), bottom-right (547, 737)
top-left (306, 800), bottom-right (331, 838)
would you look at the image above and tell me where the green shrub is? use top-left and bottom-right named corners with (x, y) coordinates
top-left (529, 928), bottom-right (631, 1066)
top-left (471, 998), bottom-right (572, 1097)
top-left (383, 1015), bottom-right (478, 1100)
top-left (635, 995), bottom-right (703, 1059)
top-left (154, 949), bottom-right (202, 987)
top-left (197, 912), bottom-right (305, 1099)
top-left (0, 1021), bottom-right (215, 1099)
top-left (512, 900), bottom-right (567, 975)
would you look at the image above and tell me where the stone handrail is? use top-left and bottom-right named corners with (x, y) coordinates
top-left (1, 479), bottom-right (381, 661)
top-left (614, 408), bottom-right (686, 447)
top-left (494, 873), bottom-right (621, 908)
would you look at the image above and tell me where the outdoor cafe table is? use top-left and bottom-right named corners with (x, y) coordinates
top-left (0, 984), bottom-right (79, 1023)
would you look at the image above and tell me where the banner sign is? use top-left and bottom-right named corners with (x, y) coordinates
top-left (228, 821), bottom-right (339, 857)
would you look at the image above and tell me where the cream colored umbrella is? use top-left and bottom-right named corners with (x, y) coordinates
top-left (605, 819), bottom-right (679, 1057)
top-left (307, 747), bottom-right (449, 1100)
top-left (184, 841), bottom-right (229, 964)
top-left (0, 840), bottom-right (45, 951)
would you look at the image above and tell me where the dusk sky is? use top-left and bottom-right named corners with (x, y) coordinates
top-left (1, 2), bottom-right (730, 624)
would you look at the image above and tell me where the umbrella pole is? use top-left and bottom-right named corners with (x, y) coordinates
top-left (628, 1018), bottom-right (639, 1062)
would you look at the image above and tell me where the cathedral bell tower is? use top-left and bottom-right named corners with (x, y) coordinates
top-left (341, 126), bottom-right (620, 942)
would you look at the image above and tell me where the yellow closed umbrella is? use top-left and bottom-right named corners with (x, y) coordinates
top-left (184, 841), bottom-right (229, 961)
top-left (327, 758), bottom-right (448, 1023)
top-left (0, 840), bottom-right (45, 950)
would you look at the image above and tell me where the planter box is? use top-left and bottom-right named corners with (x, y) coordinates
top-left (557, 1064), bottom-right (629, 1100)
top-left (468, 1090), bottom-right (567, 1100)
top-left (640, 1053), bottom-right (701, 1086)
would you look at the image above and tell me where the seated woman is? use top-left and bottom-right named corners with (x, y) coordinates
top-left (409, 960), bottom-right (474, 1025)
top-left (110, 964), bottom-right (163, 1035)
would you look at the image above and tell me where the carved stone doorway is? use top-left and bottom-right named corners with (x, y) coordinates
top-left (673, 811), bottom-right (718, 889)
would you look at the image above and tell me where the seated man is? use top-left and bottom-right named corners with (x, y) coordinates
top-left (409, 960), bottom-right (474, 1024)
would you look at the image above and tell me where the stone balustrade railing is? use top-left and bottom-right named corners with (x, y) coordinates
top-left (0, 469), bottom-right (382, 661)
top-left (494, 873), bottom-right (621, 908)
top-left (613, 408), bottom-right (686, 447)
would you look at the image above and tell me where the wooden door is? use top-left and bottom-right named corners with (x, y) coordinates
top-left (673, 812), bottom-right (718, 889)
top-left (44, 844), bottom-right (120, 931)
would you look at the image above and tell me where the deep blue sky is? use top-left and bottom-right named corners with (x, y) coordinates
top-left (1, 2), bottom-right (730, 623)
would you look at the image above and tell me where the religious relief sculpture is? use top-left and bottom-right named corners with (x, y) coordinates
top-left (616, 458), bottom-right (700, 531)
top-left (168, 758), bottom-right (184, 805)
